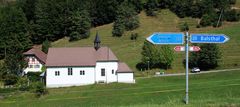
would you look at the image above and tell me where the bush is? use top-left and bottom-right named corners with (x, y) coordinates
top-left (196, 24), bottom-right (201, 28)
top-left (224, 9), bottom-right (240, 22)
top-left (69, 32), bottom-right (81, 41)
top-left (31, 82), bottom-right (47, 97)
top-left (179, 22), bottom-right (189, 31)
top-left (3, 74), bottom-right (18, 86)
top-left (136, 62), bottom-right (147, 71)
top-left (200, 14), bottom-right (212, 27)
top-left (124, 16), bottom-right (140, 31)
top-left (130, 33), bottom-right (138, 40)
top-left (229, 0), bottom-right (236, 4)
top-left (27, 72), bottom-right (41, 82)
top-left (146, 9), bottom-right (157, 16)
top-left (16, 77), bottom-right (29, 91)
top-left (212, 20), bottom-right (222, 27)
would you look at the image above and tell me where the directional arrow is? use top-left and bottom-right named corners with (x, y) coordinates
top-left (190, 34), bottom-right (229, 43)
top-left (174, 46), bottom-right (201, 52)
top-left (147, 32), bottom-right (184, 45)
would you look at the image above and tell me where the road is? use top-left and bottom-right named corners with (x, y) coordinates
top-left (137, 68), bottom-right (240, 78)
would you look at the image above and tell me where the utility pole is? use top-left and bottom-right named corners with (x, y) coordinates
top-left (4, 44), bottom-right (6, 59)
top-left (217, 9), bottom-right (223, 27)
top-left (185, 31), bottom-right (189, 104)
top-left (147, 61), bottom-right (150, 70)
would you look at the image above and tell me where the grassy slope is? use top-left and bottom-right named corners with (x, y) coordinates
top-left (1, 70), bottom-right (240, 107)
top-left (51, 9), bottom-right (240, 76)
top-left (236, 0), bottom-right (240, 7)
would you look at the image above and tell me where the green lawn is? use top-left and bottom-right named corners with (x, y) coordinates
top-left (51, 10), bottom-right (240, 76)
top-left (1, 70), bottom-right (240, 107)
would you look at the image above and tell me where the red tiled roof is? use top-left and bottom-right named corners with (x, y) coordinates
top-left (117, 62), bottom-right (133, 73)
top-left (46, 47), bottom-right (118, 67)
top-left (23, 48), bottom-right (47, 64)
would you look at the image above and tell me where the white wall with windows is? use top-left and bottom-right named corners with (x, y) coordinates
top-left (23, 56), bottom-right (43, 73)
top-left (46, 61), bottom-right (135, 88)
top-left (95, 61), bottom-right (118, 83)
top-left (117, 73), bottom-right (135, 83)
top-left (46, 67), bottom-right (95, 88)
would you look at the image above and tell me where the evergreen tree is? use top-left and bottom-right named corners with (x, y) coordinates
top-left (170, 0), bottom-right (193, 18)
top-left (127, 0), bottom-right (143, 13)
top-left (0, 4), bottom-right (31, 85)
top-left (69, 10), bottom-right (91, 41)
top-left (42, 39), bottom-right (51, 54)
top-left (0, 5), bottom-right (31, 57)
top-left (112, 1), bottom-right (140, 37)
top-left (17, 0), bottom-right (37, 22)
top-left (118, 2), bottom-right (139, 31)
top-left (112, 18), bottom-right (125, 37)
top-left (89, 0), bottom-right (122, 26)
top-left (33, 0), bottom-right (66, 43)
top-left (144, 0), bottom-right (159, 16)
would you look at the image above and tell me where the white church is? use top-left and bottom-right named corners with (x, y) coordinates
top-left (24, 33), bottom-right (135, 88)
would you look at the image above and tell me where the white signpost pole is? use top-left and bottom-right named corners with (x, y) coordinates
top-left (185, 32), bottom-right (189, 104)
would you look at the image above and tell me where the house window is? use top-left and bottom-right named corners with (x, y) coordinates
top-left (80, 70), bottom-right (85, 75)
top-left (68, 68), bottom-right (73, 75)
top-left (55, 71), bottom-right (60, 76)
top-left (112, 70), bottom-right (114, 74)
top-left (29, 65), bottom-right (33, 68)
top-left (32, 58), bottom-right (35, 62)
top-left (34, 65), bottom-right (40, 68)
top-left (101, 69), bottom-right (105, 76)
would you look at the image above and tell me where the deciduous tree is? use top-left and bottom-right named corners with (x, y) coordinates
top-left (189, 44), bottom-right (222, 70)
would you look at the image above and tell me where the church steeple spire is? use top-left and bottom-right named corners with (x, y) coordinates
top-left (94, 32), bottom-right (101, 50)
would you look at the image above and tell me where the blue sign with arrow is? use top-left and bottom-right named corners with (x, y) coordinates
top-left (147, 32), bottom-right (184, 45)
top-left (190, 34), bottom-right (229, 43)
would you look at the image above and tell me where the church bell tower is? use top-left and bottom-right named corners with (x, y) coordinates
top-left (94, 32), bottom-right (101, 50)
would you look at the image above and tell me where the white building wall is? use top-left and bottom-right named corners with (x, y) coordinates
top-left (117, 73), bottom-right (135, 83)
top-left (95, 61), bottom-right (118, 83)
top-left (46, 67), bottom-right (95, 88)
top-left (23, 56), bottom-right (43, 73)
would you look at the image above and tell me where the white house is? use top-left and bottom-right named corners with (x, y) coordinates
top-left (23, 48), bottom-right (47, 74)
top-left (45, 34), bottom-right (135, 88)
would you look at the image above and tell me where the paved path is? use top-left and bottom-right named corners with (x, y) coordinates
top-left (137, 68), bottom-right (240, 79)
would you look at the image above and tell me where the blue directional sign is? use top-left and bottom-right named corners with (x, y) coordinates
top-left (190, 34), bottom-right (229, 43)
top-left (147, 32), bottom-right (184, 45)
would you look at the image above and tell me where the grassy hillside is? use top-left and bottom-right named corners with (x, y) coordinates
top-left (51, 9), bottom-right (240, 76)
top-left (1, 70), bottom-right (240, 107)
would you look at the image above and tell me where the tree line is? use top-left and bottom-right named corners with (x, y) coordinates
top-left (145, 0), bottom-right (240, 27)
top-left (140, 40), bottom-right (222, 71)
